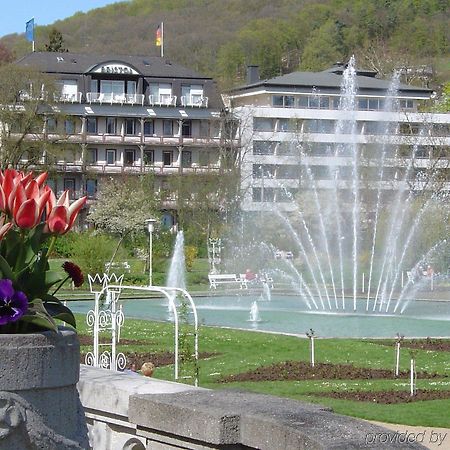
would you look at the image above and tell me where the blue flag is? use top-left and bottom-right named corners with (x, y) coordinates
top-left (25, 18), bottom-right (34, 42)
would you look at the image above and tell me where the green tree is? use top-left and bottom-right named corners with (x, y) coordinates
top-left (87, 174), bottom-right (161, 268)
top-left (0, 64), bottom-right (62, 168)
top-left (45, 28), bottom-right (69, 52)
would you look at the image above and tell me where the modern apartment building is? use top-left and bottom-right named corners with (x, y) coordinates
top-left (14, 52), bottom-right (233, 227)
top-left (227, 64), bottom-right (450, 211)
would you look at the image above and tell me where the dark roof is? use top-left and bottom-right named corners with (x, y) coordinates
top-left (15, 52), bottom-right (210, 80)
top-left (231, 66), bottom-right (433, 96)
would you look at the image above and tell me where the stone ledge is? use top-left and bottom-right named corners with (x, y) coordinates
top-left (129, 390), bottom-right (427, 449)
top-left (78, 365), bottom-right (202, 417)
top-left (79, 367), bottom-right (427, 449)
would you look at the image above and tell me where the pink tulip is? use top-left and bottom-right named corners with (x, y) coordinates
top-left (45, 192), bottom-right (87, 235)
top-left (0, 215), bottom-right (12, 240)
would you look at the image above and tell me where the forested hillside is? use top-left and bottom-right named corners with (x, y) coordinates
top-left (1, 0), bottom-right (448, 89)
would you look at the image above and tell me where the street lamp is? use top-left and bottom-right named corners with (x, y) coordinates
top-left (145, 218), bottom-right (157, 286)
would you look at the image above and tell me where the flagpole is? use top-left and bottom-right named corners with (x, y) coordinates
top-left (161, 22), bottom-right (164, 58)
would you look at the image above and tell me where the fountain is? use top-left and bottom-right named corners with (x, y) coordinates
top-left (248, 301), bottom-right (261, 323)
top-left (166, 231), bottom-right (187, 291)
top-left (69, 59), bottom-right (448, 338)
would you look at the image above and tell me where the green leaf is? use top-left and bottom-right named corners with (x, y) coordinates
top-left (44, 302), bottom-right (77, 328)
top-left (0, 254), bottom-right (15, 280)
top-left (20, 299), bottom-right (57, 332)
top-left (29, 223), bottom-right (47, 253)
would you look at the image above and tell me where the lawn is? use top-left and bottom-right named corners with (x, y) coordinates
top-left (74, 314), bottom-right (450, 428)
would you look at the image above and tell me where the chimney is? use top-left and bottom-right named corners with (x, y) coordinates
top-left (247, 65), bottom-right (260, 85)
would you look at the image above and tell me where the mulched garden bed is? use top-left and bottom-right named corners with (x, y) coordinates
top-left (80, 351), bottom-right (217, 369)
top-left (371, 338), bottom-right (450, 352)
top-left (219, 361), bottom-right (446, 383)
top-left (312, 389), bottom-right (450, 404)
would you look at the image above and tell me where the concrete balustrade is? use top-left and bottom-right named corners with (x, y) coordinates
top-left (78, 365), bottom-right (426, 449)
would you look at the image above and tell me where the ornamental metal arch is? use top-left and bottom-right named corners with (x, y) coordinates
top-left (85, 274), bottom-right (199, 386)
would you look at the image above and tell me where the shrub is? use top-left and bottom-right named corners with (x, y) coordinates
top-left (185, 245), bottom-right (198, 271)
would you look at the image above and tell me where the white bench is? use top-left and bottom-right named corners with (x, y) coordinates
top-left (208, 274), bottom-right (246, 289)
top-left (105, 261), bottom-right (131, 273)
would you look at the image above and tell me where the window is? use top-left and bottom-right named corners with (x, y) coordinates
top-left (47, 117), bottom-right (57, 132)
top-left (125, 118), bottom-right (136, 135)
top-left (272, 95), bottom-right (294, 107)
top-left (163, 120), bottom-right (173, 136)
top-left (87, 148), bottom-right (97, 164)
top-left (278, 142), bottom-right (299, 156)
top-left (199, 151), bottom-right (209, 166)
top-left (124, 149), bottom-right (135, 165)
top-left (253, 118), bottom-right (275, 132)
top-left (86, 179), bottom-right (97, 198)
top-left (163, 151), bottom-right (172, 166)
top-left (299, 96), bottom-right (331, 109)
top-left (400, 99), bottom-right (414, 109)
top-left (277, 119), bottom-right (300, 132)
top-left (100, 80), bottom-right (125, 96)
top-left (277, 165), bottom-right (299, 179)
top-left (64, 178), bottom-right (76, 198)
top-left (181, 151), bottom-right (192, 167)
top-left (57, 79), bottom-right (78, 101)
top-left (252, 188), bottom-right (262, 202)
top-left (150, 83), bottom-right (173, 105)
top-left (181, 84), bottom-right (204, 106)
top-left (126, 80), bottom-right (136, 95)
top-left (144, 120), bottom-right (154, 136)
top-left (305, 120), bottom-right (334, 133)
top-left (262, 188), bottom-right (275, 202)
top-left (106, 117), bottom-right (116, 134)
top-left (106, 149), bottom-right (116, 165)
top-left (253, 141), bottom-right (277, 155)
top-left (90, 79), bottom-right (98, 93)
top-left (144, 149), bottom-right (154, 164)
top-left (64, 119), bottom-right (75, 134)
top-left (86, 117), bottom-right (97, 134)
top-left (181, 120), bottom-right (192, 137)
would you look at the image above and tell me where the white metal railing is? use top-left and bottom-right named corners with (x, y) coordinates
top-left (57, 92), bottom-right (83, 103)
top-left (86, 92), bottom-right (145, 105)
top-left (181, 95), bottom-right (208, 108)
top-left (84, 274), bottom-right (199, 385)
top-left (149, 94), bottom-right (177, 106)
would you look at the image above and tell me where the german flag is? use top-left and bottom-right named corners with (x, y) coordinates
top-left (156, 24), bottom-right (162, 47)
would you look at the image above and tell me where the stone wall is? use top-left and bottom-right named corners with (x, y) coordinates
top-left (78, 365), bottom-right (426, 449)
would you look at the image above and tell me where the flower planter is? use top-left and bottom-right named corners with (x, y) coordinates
top-left (0, 328), bottom-right (89, 449)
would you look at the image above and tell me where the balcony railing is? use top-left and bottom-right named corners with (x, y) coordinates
top-left (57, 92), bottom-right (83, 103)
top-left (149, 94), bottom-right (177, 107)
top-left (86, 92), bottom-right (145, 105)
top-left (181, 95), bottom-right (208, 108)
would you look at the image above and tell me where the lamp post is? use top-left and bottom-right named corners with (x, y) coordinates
top-left (145, 218), bottom-right (157, 286)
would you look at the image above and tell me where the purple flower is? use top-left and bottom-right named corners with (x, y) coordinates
top-left (0, 279), bottom-right (28, 326)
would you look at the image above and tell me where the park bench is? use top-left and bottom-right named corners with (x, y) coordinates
top-left (208, 273), bottom-right (246, 289)
top-left (105, 261), bottom-right (131, 273)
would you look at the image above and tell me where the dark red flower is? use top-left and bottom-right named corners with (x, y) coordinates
top-left (62, 261), bottom-right (84, 287)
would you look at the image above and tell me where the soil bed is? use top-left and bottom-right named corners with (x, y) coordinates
top-left (220, 361), bottom-right (446, 383)
top-left (371, 338), bottom-right (450, 352)
top-left (313, 389), bottom-right (450, 404)
top-left (80, 351), bottom-right (217, 368)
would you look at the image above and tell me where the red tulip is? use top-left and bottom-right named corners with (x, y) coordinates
top-left (45, 192), bottom-right (87, 235)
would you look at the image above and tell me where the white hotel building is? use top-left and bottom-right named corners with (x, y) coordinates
top-left (228, 64), bottom-right (450, 211)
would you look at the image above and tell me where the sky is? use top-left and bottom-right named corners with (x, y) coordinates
top-left (0, 0), bottom-right (123, 38)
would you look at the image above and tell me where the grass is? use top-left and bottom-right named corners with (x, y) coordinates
top-left (73, 314), bottom-right (450, 428)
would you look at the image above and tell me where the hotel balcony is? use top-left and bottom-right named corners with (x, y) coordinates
top-left (148, 94), bottom-right (177, 107)
top-left (57, 92), bottom-right (83, 103)
top-left (181, 95), bottom-right (209, 108)
top-left (86, 92), bottom-right (145, 106)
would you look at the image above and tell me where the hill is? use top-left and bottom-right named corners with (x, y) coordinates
top-left (1, 0), bottom-right (448, 89)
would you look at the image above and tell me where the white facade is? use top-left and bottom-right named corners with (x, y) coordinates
top-left (229, 66), bottom-right (450, 211)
